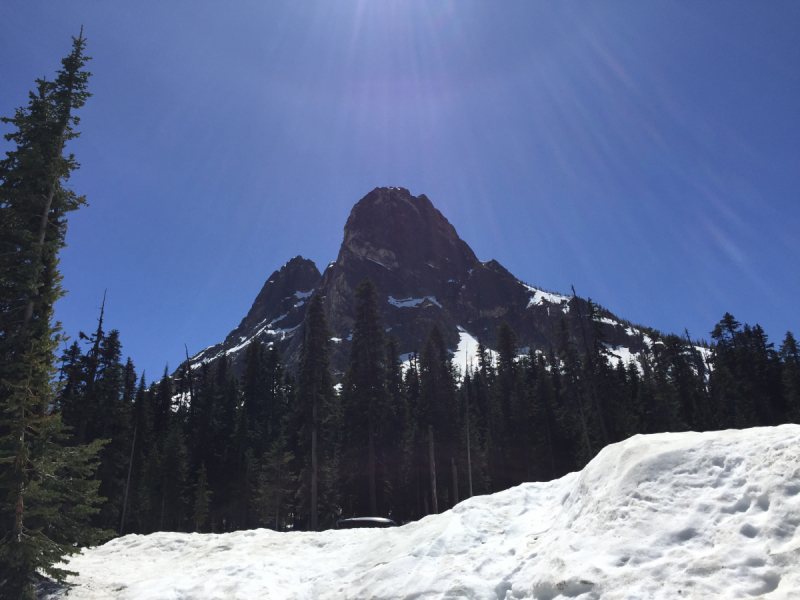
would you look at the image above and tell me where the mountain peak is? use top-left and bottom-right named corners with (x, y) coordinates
top-left (187, 187), bottom-right (646, 377)
top-left (340, 187), bottom-right (477, 273)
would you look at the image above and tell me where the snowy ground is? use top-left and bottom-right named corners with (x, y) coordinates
top-left (53, 425), bottom-right (800, 599)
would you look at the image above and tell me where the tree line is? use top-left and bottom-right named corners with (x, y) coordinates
top-left (55, 279), bottom-right (800, 538)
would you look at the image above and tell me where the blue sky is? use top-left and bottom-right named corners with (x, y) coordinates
top-left (2, 1), bottom-right (799, 381)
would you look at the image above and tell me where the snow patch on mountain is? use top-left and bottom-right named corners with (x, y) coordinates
top-left (522, 284), bottom-right (571, 312)
top-left (388, 296), bottom-right (441, 309)
top-left (57, 425), bottom-right (800, 599)
top-left (606, 344), bottom-right (641, 369)
top-left (453, 326), bottom-right (498, 374)
top-left (366, 257), bottom-right (390, 270)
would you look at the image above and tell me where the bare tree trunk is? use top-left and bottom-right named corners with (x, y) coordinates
top-left (451, 457), bottom-right (458, 506)
top-left (160, 479), bottom-right (166, 531)
top-left (21, 182), bottom-right (57, 328)
top-left (275, 452), bottom-right (282, 531)
top-left (120, 426), bottom-right (137, 535)
top-left (368, 401), bottom-right (377, 515)
top-left (416, 466), bottom-right (421, 517)
top-left (21, 56), bottom-right (81, 331)
top-left (14, 482), bottom-right (24, 538)
top-left (465, 368), bottom-right (473, 498)
top-left (311, 390), bottom-right (318, 530)
top-left (545, 416), bottom-right (556, 479)
top-left (428, 425), bottom-right (438, 514)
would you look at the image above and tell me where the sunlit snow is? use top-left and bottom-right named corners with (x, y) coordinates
top-left (452, 326), bottom-right (497, 374)
top-left (366, 258), bottom-right (391, 270)
top-left (56, 425), bottom-right (800, 599)
top-left (522, 284), bottom-right (571, 312)
top-left (388, 295), bottom-right (442, 308)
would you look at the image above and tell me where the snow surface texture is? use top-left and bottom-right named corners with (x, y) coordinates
top-left (56, 425), bottom-right (800, 599)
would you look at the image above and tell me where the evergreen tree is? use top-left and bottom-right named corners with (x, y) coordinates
top-left (253, 437), bottom-right (295, 531)
top-left (289, 293), bottom-right (336, 529)
top-left (418, 325), bottom-right (458, 511)
top-left (471, 341), bottom-right (496, 490)
top-left (153, 365), bottom-right (174, 441)
top-left (193, 462), bottom-right (212, 533)
top-left (493, 323), bottom-right (517, 487)
top-left (529, 354), bottom-right (560, 479)
top-left (0, 32), bottom-right (111, 598)
top-left (400, 354), bottom-right (424, 520)
top-left (780, 332), bottom-right (800, 422)
top-left (57, 341), bottom-right (84, 422)
top-left (242, 339), bottom-right (267, 449)
top-left (92, 330), bottom-right (133, 530)
top-left (383, 335), bottom-right (407, 519)
top-left (264, 344), bottom-right (287, 444)
top-left (340, 278), bottom-right (387, 517)
top-left (556, 319), bottom-right (594, 465)
top-left (582, 300), bottom-right (610, 446)
top-left (158, 424), bottom-right (189, 531)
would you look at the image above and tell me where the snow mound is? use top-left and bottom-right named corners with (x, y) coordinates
top-left (59, 426), bottom-right (800, 599)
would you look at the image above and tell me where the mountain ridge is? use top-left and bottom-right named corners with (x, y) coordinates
top-left (188, 187), bottom-right (649, 377)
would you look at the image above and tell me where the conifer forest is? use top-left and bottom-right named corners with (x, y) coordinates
top-left (2, 31), bottom-right (800, 600)
top-left (56, 287), bottom-right (800, 538)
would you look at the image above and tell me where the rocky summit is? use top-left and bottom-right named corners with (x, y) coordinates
top-left (189, 187), bottom-right (649, 376)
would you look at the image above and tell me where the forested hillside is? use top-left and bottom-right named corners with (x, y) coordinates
top-left (58, 280), bottom-right (800, 535)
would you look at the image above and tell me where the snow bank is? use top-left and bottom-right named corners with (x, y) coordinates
top-left (57, 425), bottom-right (800, 599)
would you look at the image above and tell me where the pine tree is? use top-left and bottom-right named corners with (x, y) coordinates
top-left (493, 323), bottom-right (517, 487)
top-left (290, 293), bottom-right (336, 529)
top-left (92, 329), bottom-right (132, 531)
top-left (418, 325), bottom-right (458, 511)
top-left (0, 32), bottom-right (111, 598)
top-left (530, 354), bottom-right (559, 479)
top-left (383, 335), bottom-right (407, 519)
top-left (193, 462), bottom-right (212, 533)
top-left (253, 437), bottom-right (295, 531)
top-left (340, 278), bottom-right (386, 516)
top-left (242, 339), bottom-right (267, 448)
top-left (400, 354), bottom-right (423, 520)
top-left (780, 332), bottom-right (800, 422)
top-left (159, 424), bottom-right (189, 531)
top-left (556, 318), bottom-right (595, 465)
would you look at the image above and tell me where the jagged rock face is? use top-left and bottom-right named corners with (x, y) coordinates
top-left (190, 256), bottom-right (319, 374)
top-left (312, 188), bottom-right (482, 366)
top-left (189, 187), bottom-right (650, 377)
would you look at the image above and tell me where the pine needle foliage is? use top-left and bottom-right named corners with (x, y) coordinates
top-left (0, 31), bottom-right (112, 599)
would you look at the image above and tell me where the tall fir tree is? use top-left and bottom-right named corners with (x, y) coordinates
top-left (340, 278), bottom-right (387, 517)
top-left (0, 31), bottom-right (111, 598)
top-left (780, 332), bottom-right (800, 422)
top-left (289, 293), bottom-right (337, 529)
top-left (418, 325), bottom-right (458, 511)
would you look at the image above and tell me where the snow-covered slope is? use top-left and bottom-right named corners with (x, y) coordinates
top-left (56, 425), bottom-right (800, 599)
